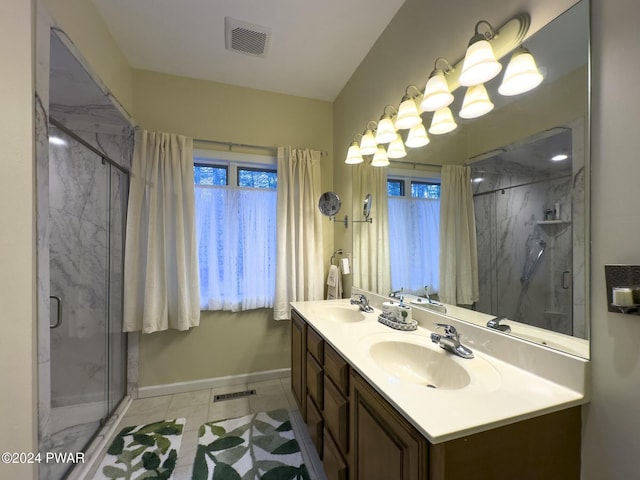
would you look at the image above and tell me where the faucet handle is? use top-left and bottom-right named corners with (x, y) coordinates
top-left (435, 323), bottom-right (459, 339)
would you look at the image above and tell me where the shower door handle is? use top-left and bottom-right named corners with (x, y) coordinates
top-left (50, 295), bottom-right (62, 328)
top-left (562, 271), bottom-right (571, 290)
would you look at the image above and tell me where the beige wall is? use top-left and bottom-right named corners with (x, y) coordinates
top-left (584, 0), bottom-right (640, 477)
top-left (41, 0), bottom-right (134, 115)
top-left (132, 69), bottom-right (334, 387)
top-left (0, 1), bottom-right (38, 478)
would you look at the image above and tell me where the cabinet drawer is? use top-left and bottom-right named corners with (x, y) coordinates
top-left (324, 375), bottom-right (349, 453)
top-left (306, 394), bottom-right (323, 458)
top-left (324, 343), bottom-right (349, 396)
top-left (307, 327), bottom-right (324, 364)
top-left (306, 352), bottom-right (324, 410)
top-left (323, 428), bottom-right (348, 480)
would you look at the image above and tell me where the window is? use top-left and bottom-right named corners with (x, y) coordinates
top-left (194, 152), bottom-right (277, 312)
top-left (387, 175), bottom-right (440, 295)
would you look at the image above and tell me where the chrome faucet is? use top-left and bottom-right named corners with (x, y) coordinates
top-left (430, 323), bottom-right (474, 359)
top-left (389, 287), bottom-right (403, 299)
top-left (350, 294), bottom-right (374, 312)
top-left (424, 285), bottom-right (432, 303)
top-left (487, 316), bottom-right (511, 333)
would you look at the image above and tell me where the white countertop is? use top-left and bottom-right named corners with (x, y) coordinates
top-left (291, 297), bottom-right (588, 444)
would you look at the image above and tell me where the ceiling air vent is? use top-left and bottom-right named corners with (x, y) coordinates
top-left (225, 17), bottom-right (271, 58)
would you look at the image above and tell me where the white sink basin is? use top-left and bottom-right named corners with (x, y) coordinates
top-left (305, 302), bottom-right (371, 323)
top-left (370, 340), bottom-right (471, 389)
top-left (359, 332), bottom-right (502, 392)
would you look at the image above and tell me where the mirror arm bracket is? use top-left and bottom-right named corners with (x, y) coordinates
top-left (331, 215), bottom-right (349, 228)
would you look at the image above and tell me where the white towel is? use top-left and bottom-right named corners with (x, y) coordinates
top-left (326, 265), bottom-right (342, 299)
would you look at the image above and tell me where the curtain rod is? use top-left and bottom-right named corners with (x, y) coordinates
top-left (194, 137), bottom-right (328, 157)
top-left (389, 160), bottom-right (442, 169)
top-left (49, 117), bottom-right (130, 176)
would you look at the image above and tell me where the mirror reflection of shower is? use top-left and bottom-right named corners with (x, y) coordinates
top-left (471, 126), bottom-right (585, 338)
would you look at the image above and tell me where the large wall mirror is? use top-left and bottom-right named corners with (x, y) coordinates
top-left (352, 0), bottom-right (590, 358)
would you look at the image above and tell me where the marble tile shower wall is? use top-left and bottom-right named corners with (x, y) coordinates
top-left (48, 131), bottom-right (131, 407)
top-left (473, 164), bottom-right (577, 335)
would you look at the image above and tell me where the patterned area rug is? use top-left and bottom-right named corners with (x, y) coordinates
top-left (192, 409), bottom-right (309, 480)
top-left (94, 418), bottom-right (185, 480)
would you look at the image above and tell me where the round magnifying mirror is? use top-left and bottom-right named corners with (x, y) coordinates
top-left (318, 192), bottom-right (342, 217)
top-left (363, 193), bottom-right (372, 219)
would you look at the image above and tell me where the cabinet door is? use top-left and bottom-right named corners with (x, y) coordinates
top-left (324, 428), bottom-right (348, 480)
top-left (350, 371), bottom-right (428, 480)
top-left (306, 394), bottom-right (324, 458)
top-left (306, 352), bottom-right (324, 410)
top-left (324, 375), bottom-right (349, 453)
top-left (291, 311), bottom-right (306, 420)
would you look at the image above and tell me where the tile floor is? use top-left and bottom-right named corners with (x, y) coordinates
top-left (86, 377), bottom-right (326, 480)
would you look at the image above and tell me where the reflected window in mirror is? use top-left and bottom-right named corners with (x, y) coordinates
top-left (388, 174), bottom-right (441, 297)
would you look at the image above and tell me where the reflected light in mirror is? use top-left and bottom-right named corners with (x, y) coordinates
top-left (371, 146), bottom-right (390, 167)
top-left (360, 128), bottom-right (377, 155)
top-left (551, 153), bottom-right (569, 161)
top-left (405, 123), bottom-right (430, 148)
top-left (375, 114), bottom-right (398, 144)
top-left (49, 136), bottom-right (67, 146)
top-left (498, 46), bottom-right (544, 96)
top-left (459, 84), bottom-right (495, 119)
top-left (387, 135), bottom-right (407, 158)
top-left (395, 95), bottom-right (422, 129)
top-left (429, 107), bottom-right (457, 135)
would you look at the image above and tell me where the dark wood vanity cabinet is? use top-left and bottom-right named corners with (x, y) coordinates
top-left (290, 309), bottom-right (581, 480)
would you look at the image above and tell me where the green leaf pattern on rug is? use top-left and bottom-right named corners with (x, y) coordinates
top-left (99, 418), bottom-right (184, 480)
top-left (192, 409), bottom-right (309, 480)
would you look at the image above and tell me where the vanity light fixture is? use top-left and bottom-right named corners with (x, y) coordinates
top-left (359, 121), bottom-right (378, 155)
top-left (395, 85), bottom-right (423, 130)
top-left (429, 107), bottom-right (457, 135)
top-left (421, 57), bottom-right (455, 112)
top-left (371, 146), bottom-right (390, 167)
top-left (459, 83), bottom-right (494, 119)
top-left (458, 20), bottom-right (502, 87)
top-left (498, 46), bottom-right (544, 96)
top-left (345, 136), bottom-right (364, 164)
top-left (386, 134), bottom-right (407, 159)
top-left (375, 105), bottom-right (399, 144)
top-left (405, 123), bottom-right (430, 148)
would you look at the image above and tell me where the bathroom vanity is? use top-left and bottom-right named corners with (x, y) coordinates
top-left (290, 298), bottom-right (587, 480)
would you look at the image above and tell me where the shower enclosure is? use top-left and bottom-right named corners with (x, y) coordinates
top-left (44, 122), bottom-right (129, 479)
top-left (471, 127), bottom-right (584, 337)
top-left (37, 29), bottom-right (134, 480)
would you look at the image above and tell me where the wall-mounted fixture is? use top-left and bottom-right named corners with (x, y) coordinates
top-left (605, 264), bottom-right (640, 315)
top-left (318, 191), bottom-right (348, 228)
top-left (375, 105), bottom-right (399, 144)
top-left (458, 20), bottom-right (502, 87)
top-left (498, 46), bottom-right (544, 96)
top-left (421, 57), bottom-right (455, 112)
top-left (343, 13), bottom-right (537, 167)
top-left (459, 83), bottom-right (495, 119)
top-left (371, 146), bottom-right (390, 167)
top-left (406, 124), bottom-right (430, 148)
top-left (387, 135), bottom-right (407, 159)
top-left (352, 194), bottom-right (374, 224)
top-left (359, 121), bottom-right (378, 155)
top-left (429, 107), bottom-right (457, 135)
top-left (395, 85), bottom-right (423, 130)
top-left (345, 135), bottom-right (364, 164)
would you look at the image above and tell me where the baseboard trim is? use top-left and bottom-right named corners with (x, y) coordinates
top-left (136, 368), bottom-right (292, 399)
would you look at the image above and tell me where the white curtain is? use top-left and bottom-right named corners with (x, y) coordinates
top-left (195, 185), bottom-right (276, 312)
top-left (274, 147), bottom-right (324, 320)
top-left (123, 130), bottom-right (200, 333)
top-left (388, 197), bottom-right (440, 295)
top-left (439, 165), bottom-right (479, 305)
top-left (352, 164), bottom-right (391, 294)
